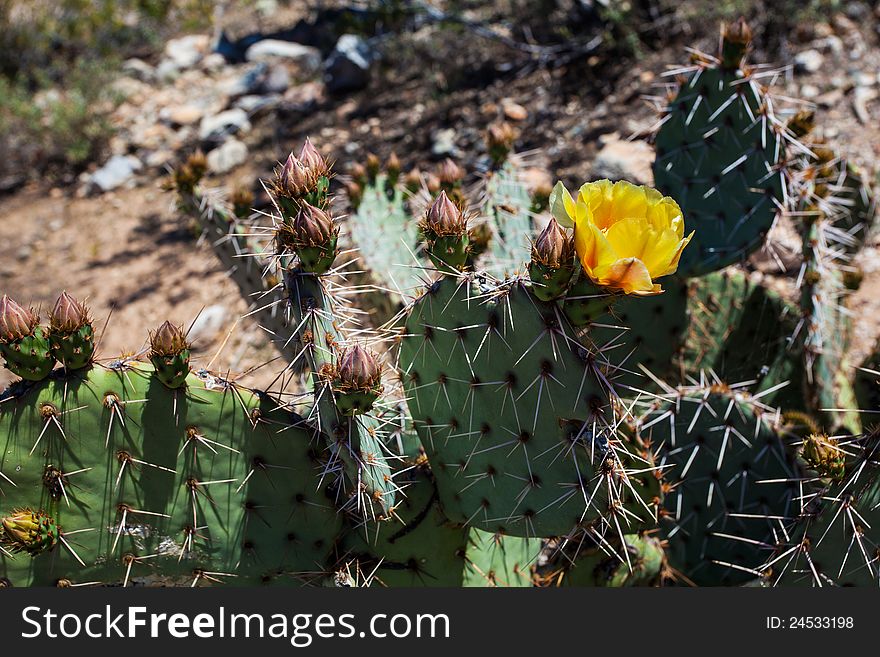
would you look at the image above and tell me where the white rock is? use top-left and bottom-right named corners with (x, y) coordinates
top-left (324, 34), bottom-right (373, 93)
top-left (245, 40), bottom-right (322, 74)
top-left (187, 305), bottom-right (231, 345)
top-left (164, 34), bottom-right (210, 69)
top-left (794, 49), bottom-right (824, 74)
top-left (431, 128), bottom-right (458, 156)
top-left (90, 155), bottom-right (142, 192)
top-left (207, 139), bottom-right (248, 173)
top-left (800, 84), bottom-right (821, 99)
top-left (162, 104), bottom-right (205, 126)
top-left (122, 58), bottom-right (155, 82)
top-left (199, 109), bottom-right (251, 140)
top-left (234, 94), bottom-right (280, 114)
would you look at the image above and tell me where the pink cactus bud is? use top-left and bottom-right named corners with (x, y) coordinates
top-left (0, 295), bottom-right (38, 342)
top-left (149, 321), bottom-right (189, 357)
top-left (424, 191), bottom-right (466, 235)
top-left (293, 203), bottom-right (335, 245)
top-left (299, 138), bottom-right (329, 177)
top-left (49, 291), bottom-right (91, 333)
top-left (336, 345), bottom-right (382, 390)
top-left (532, 218), bottom-right (572, 268)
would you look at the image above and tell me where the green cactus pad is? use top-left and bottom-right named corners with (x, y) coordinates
top-left (799, 222), bottom-right (859, 432)
top-left (149, 349), bottom-right (191, 389)
top-left (588, 278), bottom-right (690, 391)
top-left (653, 61), bottom-right (785, 276)
top-left (766, 434), bottom-right (880, 586)
top-left (347, 173), bottom-right (423, 301)
top-left (480, 161), bottom-right (534, 278)
top-left (340, 460), bottom-right (469, 587)
top-left (555, 532), bottom-right (666, 587)
top-left (0, 364), bottom-right (343, 586)
top-left (49, 324), bottom-right (95, 371)
top-left (463, 528), bottom-right (539, 587)
top-left (682, 269), bottom-right (803, 408)
top-left (638, 385), bottom-right (801, 585)
top-left (0, 327), bottom-right (56, 381)
top-left (399, 275), bottom-right (658, 537)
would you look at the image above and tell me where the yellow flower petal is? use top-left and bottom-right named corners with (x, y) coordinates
top-left (592, 257), bottom-right (661, 295)
top-left (549, 182), bottom-right (575, 229)
top-left (603, 217), bottom-right (654, 262)
top-left (646, 195), bottom-right (684, 234)
top-left (553, 177), bottom-right (691, 295)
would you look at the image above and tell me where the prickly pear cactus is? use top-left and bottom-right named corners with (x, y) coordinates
top-left (549, 531), bottom-right (667, 587)
top-left (479, 160), bottom-right (535, 278)
top-left (762, 429), bottom-right (880, 586)
top-left (0, 364), bottom-right (343, 586)
top-left (347, 172), bottom-right (423, 301)
top-left (637, 384), bottom-right (801, 585)
top-left (653, 21), bottom-right (786, 276)
top-left (398, 274), bottom-right (658, 537)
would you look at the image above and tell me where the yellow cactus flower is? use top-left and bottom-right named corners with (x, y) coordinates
top-left (550, 179), bottom-right (693, 295)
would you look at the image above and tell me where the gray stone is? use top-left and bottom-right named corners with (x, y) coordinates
top-left (794, 49), bottom-right (824, 74)
top-left (187, 305), bottom-right (231, 345)
top-left (219, 63), bottom-right (268, 97)
top-left (245, 39), bottom-right (322, 75)
top-left (89, 155), bottom-right (143, 193)
top-left (324, 34), bottom-right (373, 94)
top-left (431, 128), bottom-right (458, 157)
top-left (122, 58), bottom-right (155, 82)
top-left (207, 139), bottom-right (248, 174)
top-left (163, 34), bottom-right (210, 70)
top-left (234, 94), bottom-right (281, 114)
top-left (262, 64), bottom-right (291, 94)
top-left (199, 109), bottom-right (251, 141)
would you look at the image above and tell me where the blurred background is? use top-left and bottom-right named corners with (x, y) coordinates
top-left (1, 0), bottom-right (879, 390)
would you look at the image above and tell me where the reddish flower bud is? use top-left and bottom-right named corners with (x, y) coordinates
top-left (0, 295), bottom-right (38, 342)
top-left (424, 191), bottom-right (466, 236)
top-left (532, 218), bottom-right (573, 268)
top-left (336, 345), bottom-right (383, 391)
top-left (298, 138), bottom-right (329, 177)
top-left (49, 292), bottom-right (91, 334)
top-left (149, 321), bottom-right (189, 357)
top-left (293, 203), bottom-right (335, 246)
top-left (436, 158), bottom-right (464, 185)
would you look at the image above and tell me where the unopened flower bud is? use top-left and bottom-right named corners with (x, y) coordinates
top-left (386, 152), bottom-right (401, 178)
top-left (723, 17), bottom-right (752, 45)
top-left (721, 17), bottom-right (752, 68)
top-left (436, 158), bottom-right (464, 185)
top-left (231, 186), bottom-right (254, 219)
top-left (366, 152), bottom-right (381, 178)
top-left (802, 433), bottom-right (845, 480)
top-left (0, 295), bottom-right (38, 342)
top-left (787, 110), bottom-right (815, 140)
top-left (278, 152), bottom-right (313, 196)
top-left (350, 162), bottom-right (368, 185)
top-left (532, 218), bottom-right (572, 268)
top-left (333, 345), bottom-right (384, 415)
top-left (298, 138), bottom-right (329, 177)
top-left (487, 122), bottom-right (517, 164)
top-left (293, 203), bottom-right (335, 246)
top-left (404, 168), bottom-right (422, 193)
top-left (149, 321), bottom-right (189, 357)
top-left (49, 292), bottom-right (91, 334)
top-left (424, 191), bottom-right (466, 236)
top-left (1, 509), bottom-right (59, 555)
top-left (336, 345), bottom-right (383, 391)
